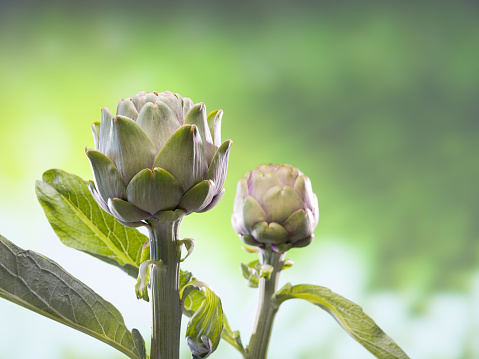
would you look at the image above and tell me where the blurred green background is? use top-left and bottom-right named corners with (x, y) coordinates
top-left (0, 0), bottom-right (478, 358)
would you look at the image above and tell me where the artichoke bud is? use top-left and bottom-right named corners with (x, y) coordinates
top-left (86, 91), bottom-right (232, 225)
top-left (231, 164), bottom-right (319, 253)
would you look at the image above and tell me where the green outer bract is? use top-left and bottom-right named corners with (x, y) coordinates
top-left (231, 164), bottom-right (319, 252)
top-left (86, 91), bottom-right (232, 224)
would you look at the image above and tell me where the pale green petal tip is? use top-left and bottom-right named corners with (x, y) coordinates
top-left (99, 107), bottom-right (114, 153)
top-left (292, 235), bottom-right (314, 248)
top-left (116, 98), bottom-right (139, 121)
top-left (207, 139), bottom-right (233, 191)
top-left (250, 172), bottom-right (282, 202)
top-left (117, 219), bottom-right (147, 228)
top-left (273, 242), bottom-right (293, 253)
top-left (198, 188), bottom-right (225, 213)
top-left (231, 212), bottom-right (247, 235)
top-left (242, 195), bottom-right (268, 228)
top-left (153, 124), bottom-right (207, 192)
top-left (85, 149), bottom-right (127, 201)
top-left (140, 92), bottom-right (159, 108)
top-left (276, 165), bottom-right (296, 187)
top-left (136, 101), bottom-right (155, 124)
top-left (185, 102), bottom-right (205, 121)
top-left (240, 235), bottom-right (261, 247)
top-left (153, 209), bottom-right (186, 223)
top-left (109, 115), bottom-right (157, 183)
top-left (137, 101), bottom-right (181, 152)
top-left (126, 167), bottom-right (183, 214)
top-left (91, 122), bottom-right (101, 151)
top-left (178, 180), bottom-right (216, 213)
top-left (108, 198), bottom-right (151, 222)
top-left (232, 178), bottom-right (248, 222)
top-left (261, 185), bottom-right (304, 223)
top-left (207, 109), bottom-right (223, 147)
top-left (283, 209), bottom-right (310, 241)
top-left (185, 103), bottom-right (216, 163)
top-left (252, 222), bottom-right (289, 245)
top-left (87, 180), bottom-right (112, 215)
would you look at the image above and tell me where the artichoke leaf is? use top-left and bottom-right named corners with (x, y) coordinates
top-left (36, 169), bottom-right (146, 278)
top-left (183, 284), bottom-right (224, 359)
top-left (180, 269), bottom-right (245, 357)
top-left (0, 235), bottom-right (146, 359)
top-left (273, 283), bottom-right (410, 359)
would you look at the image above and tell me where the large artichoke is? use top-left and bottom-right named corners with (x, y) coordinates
top-left (86, 91), bottom-right (232, 226)
top-left (231, 164), bottom-right (319, 252)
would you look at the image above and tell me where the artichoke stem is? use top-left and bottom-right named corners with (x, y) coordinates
top-left (247, 250), bottom-right (285, 359)
top-left (148, 219), bottom-right (182, 359)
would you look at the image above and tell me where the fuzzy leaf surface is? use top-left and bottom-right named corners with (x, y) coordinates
top-left (185, 286), bottom-right (223, 359)
top-left (180, 269), bottom-right (245, 357)
top-left (36, 169), bottom-right (147, 277)
top-left (0, 235), bottom-right (146, 359)
top-left (274, 283), bottom-right (410, 359)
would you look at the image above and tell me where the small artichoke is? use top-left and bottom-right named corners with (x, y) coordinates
top-left (86, 91), bottom-right (232, 226)
top-left (231, 164), bottom-right (319, 252)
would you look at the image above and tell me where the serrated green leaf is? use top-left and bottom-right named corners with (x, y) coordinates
top-left (273, 283), bottom-right (410, 359)
top-left (36, 169), bottom-right (148, 277)
top-left (180, 268), bottom-right (193, 290)
top-left (0, 235), bottom-right (146, 359)
top-left (185, 287), bottom-right (224, 359)
top-left (181, 277), bottom-right (208, 317)
top-left (180, 269), bottom-right (245, 357)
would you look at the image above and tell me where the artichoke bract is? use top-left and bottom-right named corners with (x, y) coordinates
top-left (86, 91), bottom-right (232, 226)
top-left (231, 164), bottom-right (319, 252)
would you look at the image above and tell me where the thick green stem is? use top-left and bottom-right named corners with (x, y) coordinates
top-left (248, 250), bottom-right (285, 359)
top-left (148, 219), bottom-right (182, 359)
